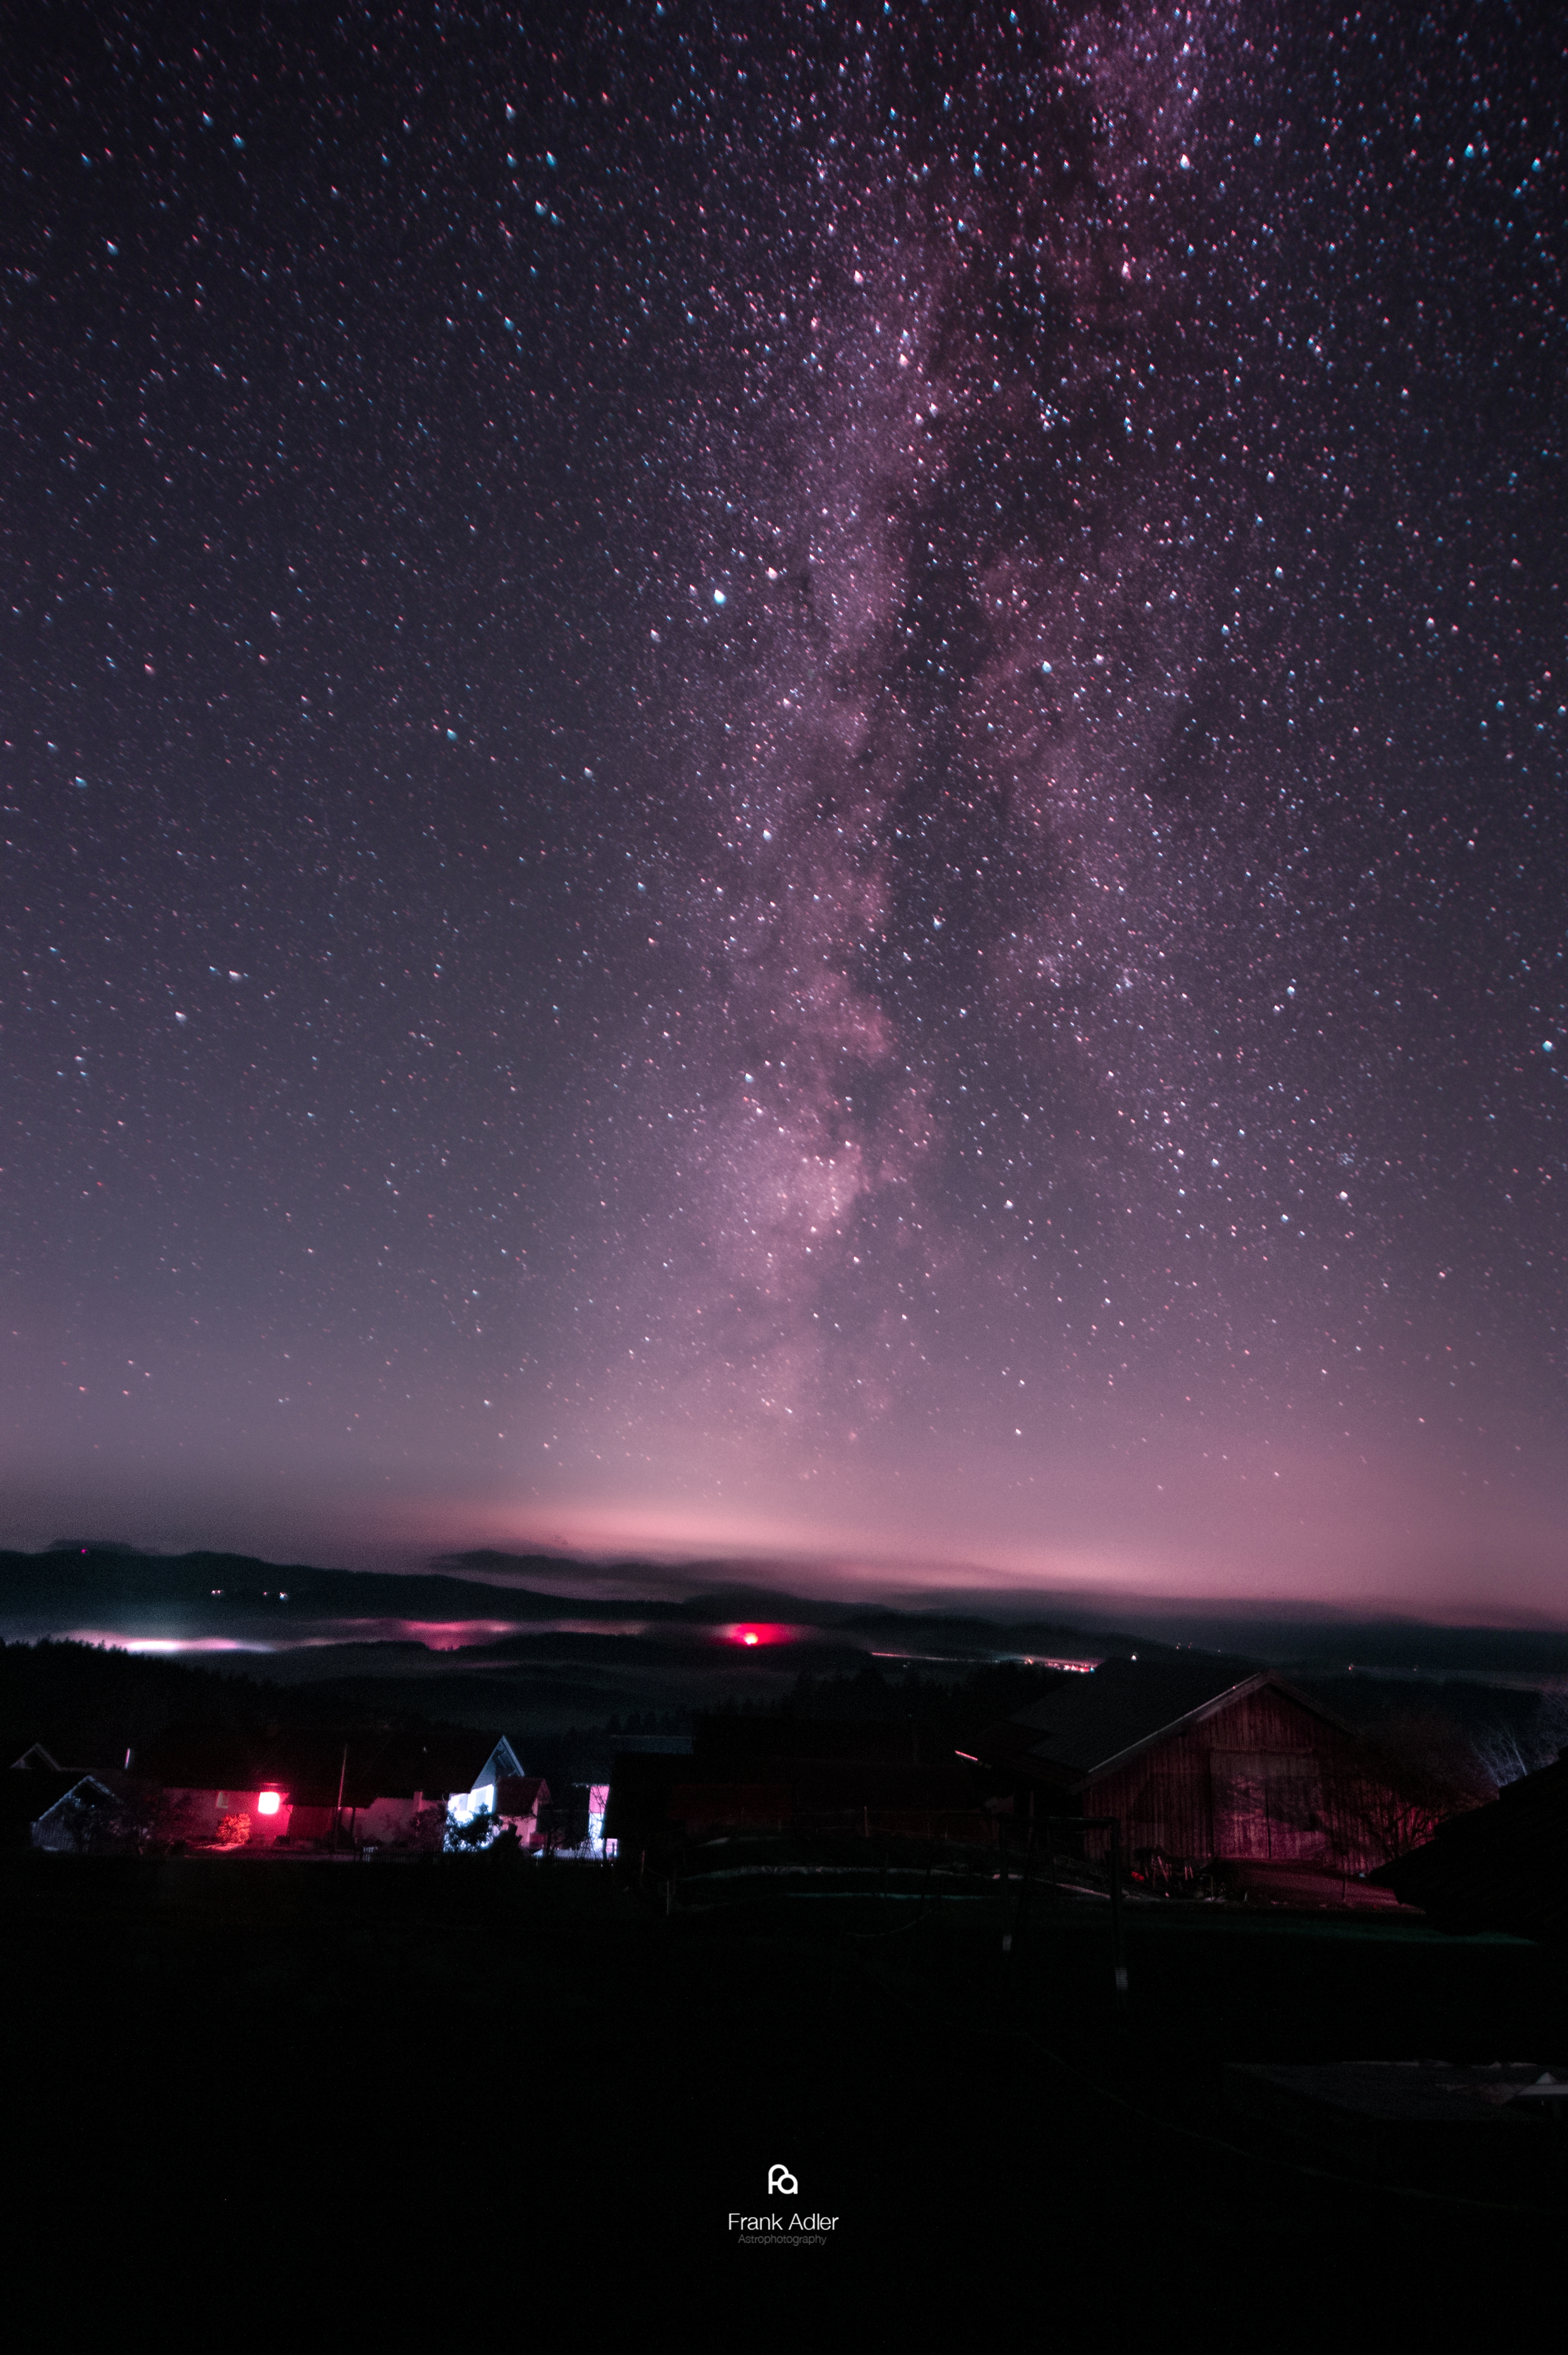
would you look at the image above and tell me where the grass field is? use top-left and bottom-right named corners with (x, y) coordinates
top-left (8, 1848), bottom-right (1562, 2300)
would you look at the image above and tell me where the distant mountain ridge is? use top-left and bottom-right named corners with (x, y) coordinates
top-left (2, 1544), bottom-right (1140, 1659)
top-left (4, 1545), bottom-right (1565, 1687)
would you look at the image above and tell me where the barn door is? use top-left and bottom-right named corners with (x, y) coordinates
top-left (1209, 1752), bottom-right (1327, 1859)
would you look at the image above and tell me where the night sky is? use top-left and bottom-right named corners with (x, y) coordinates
top-left (4, 5), bottom-right (1565, 1617)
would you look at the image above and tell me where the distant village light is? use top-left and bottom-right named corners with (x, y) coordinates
top-left (256, 1789), bottom-right (282, 1817)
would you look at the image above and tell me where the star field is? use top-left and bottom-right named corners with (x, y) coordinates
top-left (3, 5), bottom-right (1565, 1608)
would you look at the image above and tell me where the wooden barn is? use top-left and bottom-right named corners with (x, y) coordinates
top-left (973, 1655), bottom-right (1401, 1878)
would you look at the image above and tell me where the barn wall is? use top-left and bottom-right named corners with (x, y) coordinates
top-left (1080, 1687), bottom-right (1392, 1870)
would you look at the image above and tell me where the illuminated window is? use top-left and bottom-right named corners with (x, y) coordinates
top-left (449, 1784), bottom-right (495, 1826)
top-left (256, 1790), bottom-right (282, 1817)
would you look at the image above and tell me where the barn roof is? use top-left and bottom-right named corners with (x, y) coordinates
top-left (981, 1654), bottom-right (1350, 1786)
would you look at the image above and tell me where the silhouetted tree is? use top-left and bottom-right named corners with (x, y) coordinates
top-left (1333, 1708), bottom-right (1498, 1862)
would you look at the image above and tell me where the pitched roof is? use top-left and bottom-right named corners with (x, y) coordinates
top-left (32, 1771), bottom-right (157, 1826)
top-left (982, 1654), bottom-right (1345, 1785)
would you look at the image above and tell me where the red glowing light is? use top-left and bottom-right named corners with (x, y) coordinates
top-left (724, 1623), bottom-right (795, 1648)
top-left (742, 1632), bottom-right (759, 1646)
top-left (256, 1790), bottom-right (282, 1817)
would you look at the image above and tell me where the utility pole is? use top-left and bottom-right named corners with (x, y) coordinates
top-left (332, 1740), bottom-right (348, 1852)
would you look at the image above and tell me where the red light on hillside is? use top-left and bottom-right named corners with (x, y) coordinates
top-left (723, 1623), bottom-right (794, 1648)
top-left (742, 1632), bottom-right (759, 1646)
top-left (256, 1790), bottom-right (282, 1817)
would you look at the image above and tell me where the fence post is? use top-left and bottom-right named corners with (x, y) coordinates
top-left (1107, 1819), bottom-right (1128, 2009)
top-left (1004, 1824), bottom-right (1038, 1969)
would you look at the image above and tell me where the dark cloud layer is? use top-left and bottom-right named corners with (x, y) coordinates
top-left (3, 6), bottom-right (1564, 1611)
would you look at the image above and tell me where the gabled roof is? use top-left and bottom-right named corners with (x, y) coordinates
top-left (983, 1655), bottom-right (1350, 1786)
top-left (32, 1771), bottom-right (155, 1825)
top-left (474, 1737), bottom-right (525, 1790)
top-left (31, 1772), bottom-right (162, 1853)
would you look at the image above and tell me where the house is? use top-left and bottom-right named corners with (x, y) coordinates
top-left (970, 1653), bottom-right (1404, 1882)
top-left (31, 1771), bottom-right (159, 1855)
top-left (493, 1773), bottom-right (550, 1848)
top-left (433, 1738), bottom-right (528, 1832)
top-left (152, 1730), bottom-right (316, 1848)
top-left (144, 1725), bottom-right (353, 1848)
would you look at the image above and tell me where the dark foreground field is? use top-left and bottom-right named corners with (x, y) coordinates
top-left (7, 1849), bottom-right (1562, 2307)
